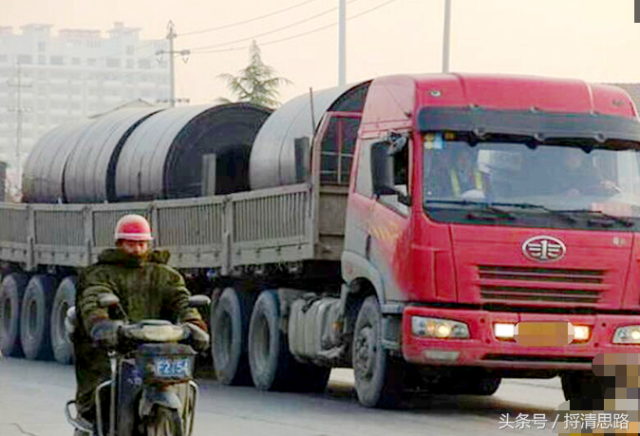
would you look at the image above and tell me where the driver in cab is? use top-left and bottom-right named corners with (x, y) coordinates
top-left (554, 152), bottom-right (620, 197)
top-left (72, 214), bottom-right (209, 436)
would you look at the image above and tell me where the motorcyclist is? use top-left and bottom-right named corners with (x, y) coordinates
top-left (72, 214), bottom-right (209, 435)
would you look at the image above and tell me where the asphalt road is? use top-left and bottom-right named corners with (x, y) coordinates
top-left (0, 358), bottom-right (567, 436)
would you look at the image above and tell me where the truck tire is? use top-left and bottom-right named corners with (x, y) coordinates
top-left (353, 296), bottom-right (406, 408)
top-left (561, 371), bottom-right (605, 401)
top-left (51, 276), bottom-right (77, 365)
top-left (20, 275), bottom-right (56, 360)
top-left (211, 287), bottom-right (254, 385)
top-left (248, 290), bottom-right (294, 391)
top-left (0, 273), bottom-right (28, 357)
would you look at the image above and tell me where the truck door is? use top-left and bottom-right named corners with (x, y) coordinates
top-left (368, 134), bottom-right (413, 302)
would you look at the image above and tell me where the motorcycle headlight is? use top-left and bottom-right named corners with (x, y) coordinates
top-left (411, 316), bottom-right (470, 339)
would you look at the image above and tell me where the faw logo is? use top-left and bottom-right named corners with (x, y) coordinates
top-left (522, 236), bottom-right (566, 262)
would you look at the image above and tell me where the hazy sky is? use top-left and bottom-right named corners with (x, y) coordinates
top-left (2, 0), bottom-right (640, 105)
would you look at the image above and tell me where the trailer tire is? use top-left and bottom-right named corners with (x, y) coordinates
top-left (248, 290), bottom-right (293, 391)
top-left (561, 371), bottom-right (604, 401)
top-left (51, 276), bottom-right (77, 365)
top-left (20, 275), bottom-right (56, 360)
top-left (211, 287), bottom-right (254, 385)
top-left (0, 273), bottom-right (28, 357)
top-left (353, 296), bottom-right (405, 408)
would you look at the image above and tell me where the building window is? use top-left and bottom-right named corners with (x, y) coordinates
top-left (17, 55), bottom-right (32, 65)
top-left (106, 58), bottom-right (120, 68)
top-left (0, 55), bottom-right (7, 63)
top-left (38, 55), bottom-right (46, 65)
top-left (138, 59), bottom-right (151, 69)
top-left (126, 45), bottom-right (134, 56)
top-left (87, 41), bottom-right (101, 49)
top-left (126, 59), bottom-right (134, 69)
top-left (38, 41), bottom-right (46, 52)
top-left (50, 56), bottom-right (64, 66)
top-left (87, 58), bottom-right (96, 67)
top-left (72, 58), bottom-right (81, 66)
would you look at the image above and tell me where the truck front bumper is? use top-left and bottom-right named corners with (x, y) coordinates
top-left (401, 305), bottom-right (640, 371)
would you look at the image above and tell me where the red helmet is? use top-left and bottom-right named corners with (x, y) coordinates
top-left (114, 214), bottom-right (153, 241)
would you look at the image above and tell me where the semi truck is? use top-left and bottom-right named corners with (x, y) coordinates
top-left (2, 72), bottom-right (640, 408)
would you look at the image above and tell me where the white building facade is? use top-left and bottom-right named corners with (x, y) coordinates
top-left (0, 22), bottom-right (170, 186)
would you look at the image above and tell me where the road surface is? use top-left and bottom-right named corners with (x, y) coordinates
top-left (0, 357), bottom-right (566, 436)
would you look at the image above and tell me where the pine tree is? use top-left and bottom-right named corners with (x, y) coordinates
top-left (216, 40), bottom-right (291, 108)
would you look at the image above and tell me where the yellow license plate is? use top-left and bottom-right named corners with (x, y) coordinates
top-left (514, 322), bottom-right (574, 346)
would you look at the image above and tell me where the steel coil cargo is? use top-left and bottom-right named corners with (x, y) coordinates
top-left (22, 121), bottom-right (93, 203)
top-left (63, 108), bottom-right (164, 203)
top-left (249, 81), bottom-right (371, 190)
top-left (115, 103), bottom-right (272, 201)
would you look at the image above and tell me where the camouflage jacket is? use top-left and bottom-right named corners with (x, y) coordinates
top-left (75, 248), bottom-right (207, 343)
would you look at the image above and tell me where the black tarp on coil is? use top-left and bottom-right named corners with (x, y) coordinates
top-left (63, 108), bottom-right (164, 203)
top-left (22, 120), bottom-right (93, 203)
top-left (115, 103), bottom-right (272, 201)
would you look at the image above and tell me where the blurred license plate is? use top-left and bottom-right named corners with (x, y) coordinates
top-left (154, 358), bottom-right (191, 377)
top-left (515, 322), bottom-right (573, 346)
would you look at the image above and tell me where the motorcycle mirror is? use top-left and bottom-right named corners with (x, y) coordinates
top-left (188, 295), bottom-right (211, 308)
top-left (98, 293), bottom-right (120, 308)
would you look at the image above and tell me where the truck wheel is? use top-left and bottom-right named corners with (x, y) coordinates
top-left (0, 273), bottom-right (28, 357)
top-left (353, 296), bottom-right (405, 408)
top-left (561, 371), bottom-right (604, 401)
top-left (248, 290), bottom-right (293, 391)
top-left (20, 275), bottom-right (56, 360)
top-left (211, 287), bottom-right (254, 385)
top-left (51, 276), bottom-right (76, 365)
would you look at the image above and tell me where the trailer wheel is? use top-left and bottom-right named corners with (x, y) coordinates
top-left (353, 296), bottom-right (405, 408)
top-left (51, 276), bottom-right (77, 365)
top-left (211, 287), bottom-right (254, 385)
top-left (561, 371), bottom-right (604, 401)
top-left (248, 290), bottom-right (293, 391)
top-left (20, 275), bottom-right (56, 360)
top-left (0, 273), bottom-right (28, 357)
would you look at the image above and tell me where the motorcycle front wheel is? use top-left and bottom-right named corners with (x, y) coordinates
top-left (146, 406), bottom-right (184, 436)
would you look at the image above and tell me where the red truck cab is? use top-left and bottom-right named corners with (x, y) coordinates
top-left (342, 73), bottom-right (640, 407)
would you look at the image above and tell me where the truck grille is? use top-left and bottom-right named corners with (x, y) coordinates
top-left (477, 265), bottom-right (606, 305)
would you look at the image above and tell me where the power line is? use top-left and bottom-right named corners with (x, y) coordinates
top-left (179, 0), bottom-right (322, 37)
top-left (191, 0), bottom-right (401, 55)
top-left (189, 0), bottom-right (360, 52)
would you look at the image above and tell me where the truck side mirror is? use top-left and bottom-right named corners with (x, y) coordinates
top-left (371, 141), bottom-right (397, 197)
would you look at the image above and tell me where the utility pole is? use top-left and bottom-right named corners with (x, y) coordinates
top-left (338, 0), bottom-right (346, 86)
top-left (442, 0), bottom-right (452, 73)
top-left (8, 62), bottom-right (31, 189)
top-left (156, 21), bottom-right (190, 107)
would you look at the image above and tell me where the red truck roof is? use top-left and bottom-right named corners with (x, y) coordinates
top-left (360, 73), bottom-right (639, 133)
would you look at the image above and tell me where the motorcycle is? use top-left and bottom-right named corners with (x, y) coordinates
top-left (64, 293), bottom-right (211, 436)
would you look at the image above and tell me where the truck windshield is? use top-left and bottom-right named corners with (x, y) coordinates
top-left (423, 133), bottom-right (640, 230)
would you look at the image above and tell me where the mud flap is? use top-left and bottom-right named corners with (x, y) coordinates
top-left (138, 386), bottom-right (182, 418)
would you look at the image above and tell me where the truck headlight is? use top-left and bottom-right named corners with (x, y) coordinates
top-left (411, 316), bottom-right (470, 339)
top-left (613, 326), bottom-right (640, 344)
